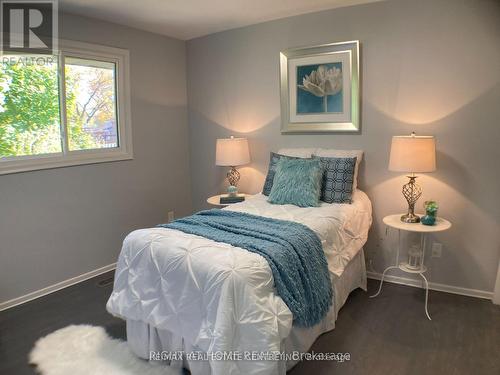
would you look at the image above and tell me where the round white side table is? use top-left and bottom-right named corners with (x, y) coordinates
top-left (207, 193), bottom-right (250, 207)
top-left (370, 214), bottom-right (452, 320)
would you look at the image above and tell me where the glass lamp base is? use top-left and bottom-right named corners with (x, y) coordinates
top-left (227, 185), bottom-right (238, 197)
top-left (401, 212), bottom-right (421, 223)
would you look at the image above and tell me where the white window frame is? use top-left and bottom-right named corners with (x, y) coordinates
top-left (0, 39), bottom-right (133, 175)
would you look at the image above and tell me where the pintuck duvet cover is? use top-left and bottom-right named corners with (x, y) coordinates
top-left (106, 190), bottom-right (372, 375)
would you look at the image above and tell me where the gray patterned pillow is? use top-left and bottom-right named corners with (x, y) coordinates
top-left (316, 156), bottom-right (357, 204)
top-left (262, 152), bottom-right (301, 196)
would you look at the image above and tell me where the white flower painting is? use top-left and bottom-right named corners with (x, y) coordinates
top-left (297, 63), bottom-right (343, 113)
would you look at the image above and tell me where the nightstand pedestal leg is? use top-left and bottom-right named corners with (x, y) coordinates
top-left (369, 266), bottom-right (399, 298)
top-left (419, 272), bottom-right (432, 320)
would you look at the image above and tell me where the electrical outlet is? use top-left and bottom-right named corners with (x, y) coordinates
top-left (431, 242), bottom-right (443, 258)
top-left (167, 211), bottom-right (175, 223)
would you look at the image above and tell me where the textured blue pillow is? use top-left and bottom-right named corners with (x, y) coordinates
top-left (316, 156), bottom-right (357, 204)
top-left (268, 158), bottom-right (322, 207)
top-left (262, 152), bottom-right (302, 196)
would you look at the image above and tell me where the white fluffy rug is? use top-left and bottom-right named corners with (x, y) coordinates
top-left (29, 325), bottom-right (181, 375)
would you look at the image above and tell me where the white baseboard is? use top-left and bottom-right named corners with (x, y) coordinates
top-left (367, 271), bottom-right (493, 300)
top-left (0, 263), bottom-right (116, 312)
top-left (1, 265), bottom-right (492, 311)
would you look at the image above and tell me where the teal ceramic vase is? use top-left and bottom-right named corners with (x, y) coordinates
top-left (421, 200), bottom-right (438, 226)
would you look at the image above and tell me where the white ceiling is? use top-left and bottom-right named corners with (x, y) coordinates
top-left (60, 0), bottom-right (382, 40)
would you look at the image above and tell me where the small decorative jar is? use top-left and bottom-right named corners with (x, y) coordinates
top-left (421, 200), bottom-right (438, 226)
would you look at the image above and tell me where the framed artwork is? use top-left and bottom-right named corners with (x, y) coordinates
top-left (280, 40), bottom-right (360, 133)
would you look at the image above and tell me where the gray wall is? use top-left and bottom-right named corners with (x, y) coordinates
top-left (0, 13), bottom-right (192, 303)
top-left (187, 0), bottom-right (500, 292)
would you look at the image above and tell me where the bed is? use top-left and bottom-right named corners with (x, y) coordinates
top-left (107, 188), bottom-right (372, 375)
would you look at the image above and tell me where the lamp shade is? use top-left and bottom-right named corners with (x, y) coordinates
top-left (389, 134), bottom-right (436, 173)
top-left (215, 137), bottom-right (250, 166)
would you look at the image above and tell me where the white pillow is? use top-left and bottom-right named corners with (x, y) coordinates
top-left (277, 148), bottom-right (316, 158)
top-left (314, 148), bottom-right (364, 191)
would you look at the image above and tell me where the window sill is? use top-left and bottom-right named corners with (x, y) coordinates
top-left (0, 150), bottom-right (133, 175)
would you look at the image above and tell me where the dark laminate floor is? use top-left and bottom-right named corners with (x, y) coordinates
top-left (1, 272), bottom-right (499, 375)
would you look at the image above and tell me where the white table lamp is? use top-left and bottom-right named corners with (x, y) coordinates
top-left (389, 132), bottom-right (436, 223)
top-left (216, 136), bottom-right (250, 190)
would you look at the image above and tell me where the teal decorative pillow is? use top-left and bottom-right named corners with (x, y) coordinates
top-left (268, 158), bottom-right (322, 207)
top-left (262, 152), bottom-right (302, 196)
top-left (316, 156), bottom-right (357, 204)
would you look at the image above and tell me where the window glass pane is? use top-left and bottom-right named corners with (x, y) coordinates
top-left (65, 57), bottom-right (118, 151)
top-left (0, 56), bottom-right (62, 158)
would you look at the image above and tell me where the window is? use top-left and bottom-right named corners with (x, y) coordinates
top-left (0, 40), bottom-right (132, 175)
top-left (65, 57), bottom-right (118, 151)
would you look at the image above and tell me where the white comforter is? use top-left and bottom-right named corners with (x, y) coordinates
top-left (107, 191), bottom-right (372, 375)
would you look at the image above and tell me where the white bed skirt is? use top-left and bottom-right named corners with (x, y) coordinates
top-left (125, 249), bottom-right (367, 374)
